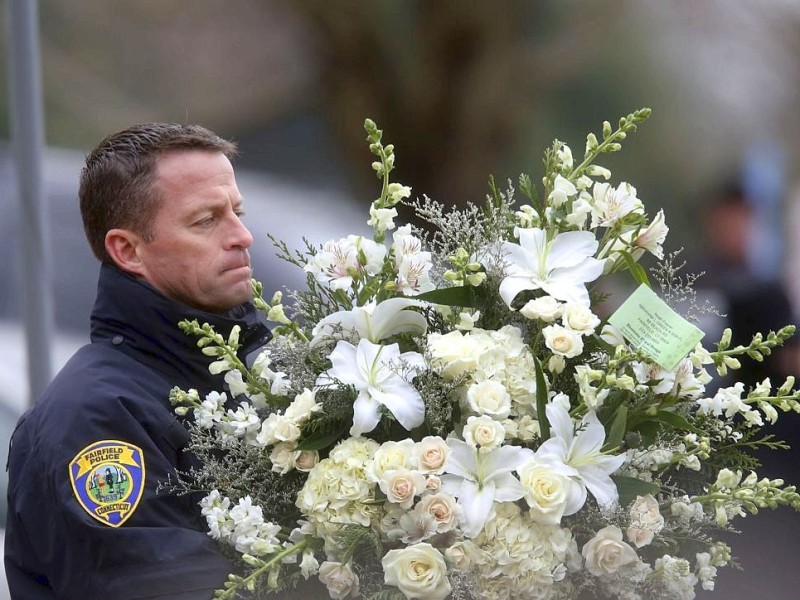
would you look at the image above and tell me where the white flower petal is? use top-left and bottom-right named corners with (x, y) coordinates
top-left (372, 379), bottom-right (425, 431)
top-left (546, 230), bottom-right (599, 270)
top-left (491, 473), bottom-right (527, 502)
top-left (350, 393), bottom-right (382, 436)
top-left (458, 479), bottom-right (495, 538)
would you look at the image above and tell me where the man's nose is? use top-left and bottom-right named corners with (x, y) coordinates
top-left (227, 214), bottom-right (254, 250)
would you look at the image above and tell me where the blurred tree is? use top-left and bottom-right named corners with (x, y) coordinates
top-left (286, 0), bottom-right (621, 209)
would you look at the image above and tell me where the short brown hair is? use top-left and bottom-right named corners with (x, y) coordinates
top-left (79, 123), bottom-right (238, 263)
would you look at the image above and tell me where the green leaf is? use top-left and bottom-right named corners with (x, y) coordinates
top-left (533, 356), bottom-right (550, 440)
top-left (634, 420), bottom-right (659, 447)
top-left (602, 404), bottom-right (628, 453)
top-left (650, 409), bottom-right (704, 434)
top-left (295, 422), bottom-right (350, 451)
top-left (415, 286), bottom-right (485, 308)
top-left (619, 250), bottom-right (651, 287)
top-left (612, 475), bottom-right (660, 506)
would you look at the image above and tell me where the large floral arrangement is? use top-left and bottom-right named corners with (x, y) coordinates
top-left (171, 109), bottom-right (800, 600)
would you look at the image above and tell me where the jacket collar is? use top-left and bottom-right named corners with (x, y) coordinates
top-left (90, 263), bottom-right (271, 395)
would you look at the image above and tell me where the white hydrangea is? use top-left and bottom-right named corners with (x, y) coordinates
top-left (296, 437), bottom-right (382, 551)
top-left (470, 502), bottom-right (573, 599)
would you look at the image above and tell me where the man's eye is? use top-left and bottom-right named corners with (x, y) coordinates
top-left (196, 216), bottom-right (215, 227)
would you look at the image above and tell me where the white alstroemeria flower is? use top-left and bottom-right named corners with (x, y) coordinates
top-left (534, 402), bottom-right (625, 510)
top-left (632, 361), bottom-right (676, 395)
top-left (304, 235), bottom-right (387, 291)
top-left (634, 209), bottom-right (669, 259)
top-left (549, 175), bottom-right (578, 207)
top-left (310, 297), bottom-right (427, 348)
top-left (393, 225), bottom-right (435, 295)
top-left (316, 339), bottom-right (425, 436)
top-left (499, 228), bottom-right (605, 307)
top-left (590, 181), bottom-right (644, 228)
top-left (441, 439), bottom-right (534, 538)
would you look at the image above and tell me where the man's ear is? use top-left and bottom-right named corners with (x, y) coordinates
top-left (105, 228), bottom-right (146, 276)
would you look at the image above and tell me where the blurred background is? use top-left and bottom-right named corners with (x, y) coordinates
top-left (2, 1), bottom-right (800, 598)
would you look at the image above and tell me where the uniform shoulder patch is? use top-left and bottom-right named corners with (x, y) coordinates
top-left (68, 440), bottom-right (146, 527)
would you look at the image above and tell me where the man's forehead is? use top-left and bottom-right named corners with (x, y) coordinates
top-left (154, 150), bottom-right (237, 190)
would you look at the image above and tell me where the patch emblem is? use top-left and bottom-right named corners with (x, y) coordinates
top-left (68, 440), bottom-right (146, 527)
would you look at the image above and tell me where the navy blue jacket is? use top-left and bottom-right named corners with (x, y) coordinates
top-left (4, 264), bottom-right (271, 599)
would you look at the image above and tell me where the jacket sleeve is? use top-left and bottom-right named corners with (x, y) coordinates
top-left (6, 350), bottom-right (236, 600)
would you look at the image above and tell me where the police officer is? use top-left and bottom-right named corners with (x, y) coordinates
top-left (4, 123), bottom-right (271, 599)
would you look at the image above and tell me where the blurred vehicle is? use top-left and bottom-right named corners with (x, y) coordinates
top-left (0, 145), bottom-right (368, 597)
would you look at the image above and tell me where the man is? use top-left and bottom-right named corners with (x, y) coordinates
top-left (4, 123), bottom-right (271, 598)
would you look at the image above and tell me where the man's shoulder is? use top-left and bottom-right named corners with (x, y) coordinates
top-left (17, 342), bottom-right (180, 458)
top-left (44, 341), bottom-right (172, 405)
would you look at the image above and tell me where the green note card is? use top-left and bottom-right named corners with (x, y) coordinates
top-left (608, 284), bottom-right (705, 371)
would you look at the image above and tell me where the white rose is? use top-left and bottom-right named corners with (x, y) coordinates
top-left (463, 415), bottom-right (505, 450)
top-left (380, 469), bottom-right (426, 509)
top-left (414, 437), bottom-right (450, 474)
top-left (520, 295), bottom-right (562, 322)
top-left (285, 388), bottom-right (320, 422)
top-left (382, 543), bottom-right (451, 600)
top-left (518, 461), bottom-right (575, 525)
top-left (258, 413), bottom-right (301, 446)
top-left (548, 355), bottom-right (566, 374)
top-left (465, 380), bottom-right (512, 419)
top-left (626, 494), bottom-right (665, 548)
top-left (444, 540), bottom-right (478, 570)
top-left (543, 324), bottom-right (584, 358)
top-left (426, 330), bottom-right (481, 380)
top-left (582, 525), bottom-right (639, 576)
top-left (562, 303), bottom-right (601, 334)
top-left (295, 450), bottom-right (320, 473)
top-left (415, 493), bottom-right (462, 533)
top-left (369, 440), bottom-right (415, 482)
top-left (318, 561), bottom-right (360, 599)
top-left (516, 415), bottom-right (541, 441)
top-left (425, 475), bottom-right (442, 492)
top-left (269, 443), bottom-right (297, 474)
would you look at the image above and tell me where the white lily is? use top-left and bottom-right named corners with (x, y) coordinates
top-left (499, 228), bottom-right (604, 307)
top-left (440, 439), bottom-right (534, 538)
top-left (534, 402), bottom-right (625, 511)
top-left (309, 298), bottom-right (427, 348)
top-left (316, 339), bottom-right (425, 436)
